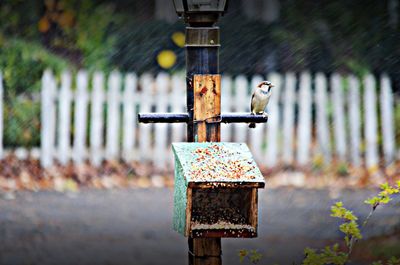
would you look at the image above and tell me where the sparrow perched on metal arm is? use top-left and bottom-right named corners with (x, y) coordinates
top-left (249, 81), bottom-right (274, 128)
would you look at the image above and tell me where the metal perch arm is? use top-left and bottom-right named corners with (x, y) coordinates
top-left (138, 112), bottom-right (268, 124)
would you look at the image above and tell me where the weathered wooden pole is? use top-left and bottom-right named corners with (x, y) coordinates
top-left (185, 22), bottom-right (222, 265)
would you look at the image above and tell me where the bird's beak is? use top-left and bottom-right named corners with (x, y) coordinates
top-left (270, 84), bottom-right (275, 87)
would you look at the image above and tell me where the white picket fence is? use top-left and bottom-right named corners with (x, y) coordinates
top-left (0, 70), bottom-right (398, 170)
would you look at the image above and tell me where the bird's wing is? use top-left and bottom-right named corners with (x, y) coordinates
top-left (250, 93), bottom-right (255, 113)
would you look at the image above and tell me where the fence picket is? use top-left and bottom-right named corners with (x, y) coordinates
top-left (315, 73), bottom-right (331, 164)
top-left (249, 75), bottom-right (264, 162)
top-left (106, 71), bottom-right (121, 160)
top-left (380, 74), bottom-right (396, 165)
top-left (41, 70), bottom-right (57, 167)
top-left (282, 73), bottom-right (296, 164)
top-left (154, 72), bottom-right (169, 170)
top-left (296, 72), bottom-right (312, 165)
top-left (73, 70), bottom-right (89, 164)
top-left (265, 72), bottom-right (282, 166)
top-left (221, 75), bottom-right (233, 142)
top-left (139, 74), bottom-right (153, 161)
top-left (233, 75), bottom-right (249, 143)
top-left (364, 74), bottom-right (378, 169)
top-left (171, 74), bottom-right (185, 143)
top-left (122, 73), bottom-right (137, 162)
top-left (331, 74), bottom-right (347, 161)
top-left (58, 71), bottom-right (72, 165)
top-left (170, 73), bottom-right (185, 166)
top-left (90, 72), bottom-right (105, 166)
top-left (0, 72), bottom-right (3, 159)
top-left (348, 75), bottom-right (361, 166)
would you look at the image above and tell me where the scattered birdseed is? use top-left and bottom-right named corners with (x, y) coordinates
top-left (191, 221), bottom-right (255, 231)
top-left (187, 144), bottom-right (261, 182)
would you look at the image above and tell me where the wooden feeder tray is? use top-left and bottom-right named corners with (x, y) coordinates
top-left (172, 142), bottom-right (265, 238)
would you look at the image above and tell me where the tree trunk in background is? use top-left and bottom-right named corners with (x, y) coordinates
top-left (155, 0), bottom-right (177, 23)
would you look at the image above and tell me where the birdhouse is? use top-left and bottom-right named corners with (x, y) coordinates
top-left (172, 142), bottom-right (265, 238)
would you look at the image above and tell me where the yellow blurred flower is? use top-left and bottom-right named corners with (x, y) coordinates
top-left (38, 17), bottom-right (50, 33)
top-left (58, 10), bottom-right (75, 28)
top-left (157, 50), bottom-right (177, 69)
top-left (171, 32), bottom-right (185, 48)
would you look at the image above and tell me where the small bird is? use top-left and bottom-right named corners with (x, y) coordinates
top-left (249, 81), bottom-right (274, 128)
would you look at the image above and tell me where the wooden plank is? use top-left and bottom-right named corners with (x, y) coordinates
top-left (380, 74), bottom-right (396, 165)
top-left (106, 71), bottom-right (121, 160)
top-left (193, 75), bottom-right (221, 142)
top-left (90, 72), bottom-right (105, 166)
top-left (282, 73), bottom-right (295, 164)
top-left (58, 71), bottom-right (72, 165)
top-left (249, 75), bottom-right (265, 163)
top-left (296, 72), bottom-right (312, 165)
top-left (122, 73), bottom-right (137, 162)
top-left (73, 70), bottom-right (89, 164)
top-left (185, 187), bottom-right (193, 237)
top-left (265, 72), bottom-right (282, 167)
top-left (331, 73), bottom-right (347, 161)
top-left (41, 70), bottom-right (56, 167)
top-left (348, 75), bottom-right (361, 166)
top-left (139, 74), bottom-right (153, 161)
top-left (364, 74), bottom-right (378, 169)
top-left (248, 188), bottom-right (258, 230)
top-left (154, 72), bottom-right (169, 170)
top-left (221, 75), bottom-right (232, 142)
top-left (0, 72), bottom-right (3, 159)
top-left (233, 75), bottom-right (248, 143)
top-left (315, 73), bottom-right (331, 164)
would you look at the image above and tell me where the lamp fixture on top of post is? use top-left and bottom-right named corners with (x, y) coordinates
top-left (172, 0), bottom-right (228, 26)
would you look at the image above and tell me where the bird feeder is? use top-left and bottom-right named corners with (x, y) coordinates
top-left (172, 142), bottom-right (265, 238)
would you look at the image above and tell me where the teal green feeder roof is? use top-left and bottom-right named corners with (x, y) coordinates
top-left (172, 142), bottom-right (265, 188)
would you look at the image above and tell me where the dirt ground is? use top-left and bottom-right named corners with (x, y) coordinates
top-left (0, 187), bottom-right (399, 265)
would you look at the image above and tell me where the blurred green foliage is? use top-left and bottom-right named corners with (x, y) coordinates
top-left (0, 38), bottom-right (68, 98)
top-left (3, 99), bottom-right (41, 147)
top-left (1, 0), bottom-right (399, 78)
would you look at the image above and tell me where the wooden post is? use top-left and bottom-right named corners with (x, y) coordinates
top-left (186, 26), bottom-right (222, 265)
